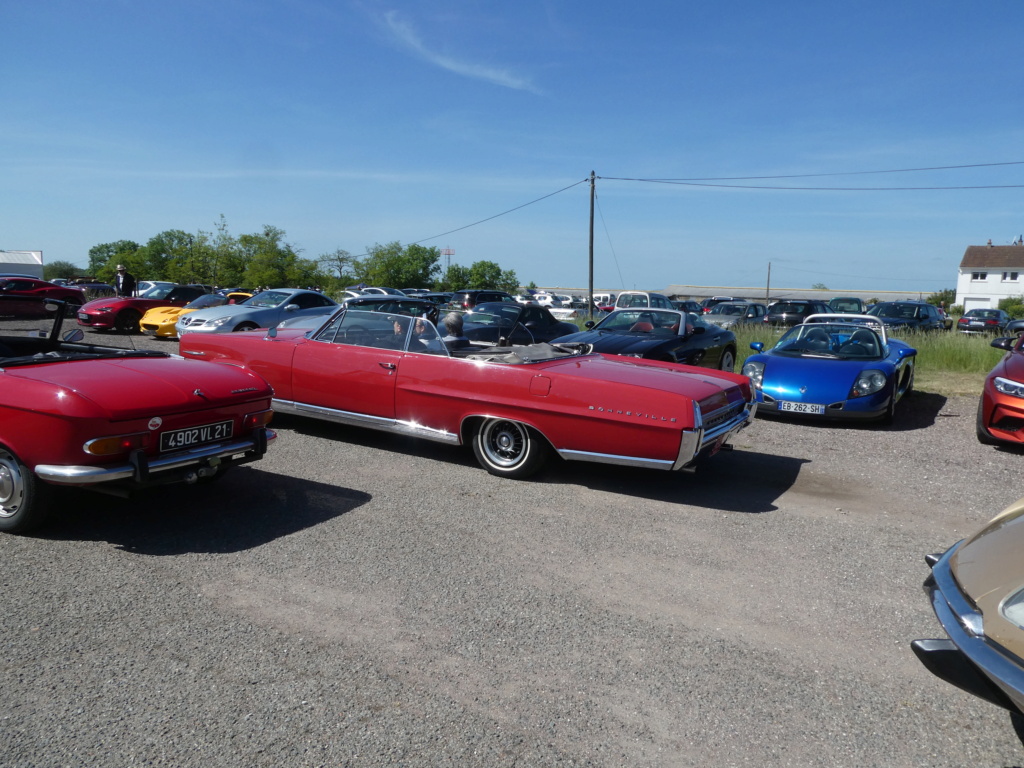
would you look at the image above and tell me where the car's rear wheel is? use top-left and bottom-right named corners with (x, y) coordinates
top-left (115, 309), bottom-right (141, 333)
top-left (976, 397), bottom-right (1002, 445)
top-left (0, 446), bottom-right (52, 534)
top-left (233, 322), bottom-right (258, 332)
top-left (472, 418), bottom-right (549, 479)
top-left (719, 348), bottom-right (736, 372)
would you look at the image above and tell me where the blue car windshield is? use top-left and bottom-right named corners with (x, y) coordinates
top-left (775, 323), bottom-right (883, 360)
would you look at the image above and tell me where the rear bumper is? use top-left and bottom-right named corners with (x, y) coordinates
top-left (34, 428), bottom-right (275, 487)
top-left (911, 542), bottom-right (1024, 715)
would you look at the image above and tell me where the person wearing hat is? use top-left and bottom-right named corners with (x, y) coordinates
top-left (114, 264), bottom-right (136, 297)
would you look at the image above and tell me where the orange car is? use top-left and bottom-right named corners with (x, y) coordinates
top-left (976, 333), bottom-right (1024, 445)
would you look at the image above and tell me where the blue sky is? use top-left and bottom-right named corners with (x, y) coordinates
top-left (4, 1), bottom-right (1022, 293)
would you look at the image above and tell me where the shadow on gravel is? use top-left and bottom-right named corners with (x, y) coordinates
top-left (39, 467), bottom-right (370, 555)
top-left (551, 447), bottom-right (807, 514)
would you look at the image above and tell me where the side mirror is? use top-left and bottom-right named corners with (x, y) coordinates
top-left (750, 341), bottom-right (764, 352)
top-left (283, 303), bottom-right (299, 312)
top-left (584, 321), bottom-right (595, 329)
top-left (62, 329), bottom-right (85, 343)
top-left (992, 337), bottom-right (1015, 351)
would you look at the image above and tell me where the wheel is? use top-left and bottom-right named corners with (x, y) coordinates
top-left (719, 348), bottom-right (736, 372)
top-left (976, 397), bottom-right (1001, 445)
top-left (0, 446), bottom-right (53, 534)
top-left (115, 309), bottom-right (141, 333)
top-left (232, 322), bottom-right (258, 332)
top-left (472, 418), bottom-right (549, 479)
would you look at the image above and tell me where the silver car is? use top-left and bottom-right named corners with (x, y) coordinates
top-left (176, 288), bottom-right (337, 335)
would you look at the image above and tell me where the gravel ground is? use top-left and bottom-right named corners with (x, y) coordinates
top-left (2, 334), bottom-right (1023, 767)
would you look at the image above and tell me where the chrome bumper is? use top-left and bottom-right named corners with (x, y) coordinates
top-left (35, 428), bottom-right (275, 486)
top-left (911, 542), bottom-right (1024, 715)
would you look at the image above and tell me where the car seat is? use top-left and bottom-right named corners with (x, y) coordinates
top-left (839, 328), bottom-right (879, 357)
top-left (629, 322), bottom-right (654, 332)
top-left (803, 327), bottom-right (831, 351)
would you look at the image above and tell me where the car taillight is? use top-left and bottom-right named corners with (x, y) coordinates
top-left (987, 319), bottom-right (999, 325)
top-left (83, 432), bottom-right (150, 456)
top-left (244, 410), bottom-right (274, 430)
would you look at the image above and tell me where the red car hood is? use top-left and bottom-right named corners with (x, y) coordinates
top-left (4, 356), bottom-right (272, 419)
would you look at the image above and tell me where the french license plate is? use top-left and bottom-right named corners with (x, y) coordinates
top-left (778, 401), bottom-right (825, 415)
top-left (970, 321), bottom-right (984, 327)
top-left (160, 420), bottom-right (233, 451)
top-left (78, 313), bottom-right (88, 321)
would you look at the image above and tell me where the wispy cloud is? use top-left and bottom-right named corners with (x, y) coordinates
top-left (383, 10), bottom-right (540, 94)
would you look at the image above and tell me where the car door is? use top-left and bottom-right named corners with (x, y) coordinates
top-left (289, 311), bottom-right (402, 420)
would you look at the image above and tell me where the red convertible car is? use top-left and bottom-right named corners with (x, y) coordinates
top-left (0, 277), bottom-right (86, 308)
top-left (0, 296), bottom-right (275, 533)
top-left (77, 283), bottom-right (208, 333)
top-left (180, 308), bottom-right (756, 478)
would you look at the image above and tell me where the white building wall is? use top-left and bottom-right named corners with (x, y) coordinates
top-left (955, 268), bottom-right (1024, 310)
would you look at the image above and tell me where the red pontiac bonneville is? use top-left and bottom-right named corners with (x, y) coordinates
top-left (180, 307), bottom-right (756, 479)
top-left (0, 296), bottom-right (275, 533)
top-left (77, 283), bottom-right (208, 333)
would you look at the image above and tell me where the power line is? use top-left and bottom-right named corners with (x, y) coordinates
top-left (624, 160), bottom-right (1024, 181)
top-left (600, 177), bottom-right (1024, 191)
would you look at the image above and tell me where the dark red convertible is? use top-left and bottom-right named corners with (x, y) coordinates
top-left (0, 296), bottom-right (275, 533)
top-left (180, 307), bottom-right (756, 479)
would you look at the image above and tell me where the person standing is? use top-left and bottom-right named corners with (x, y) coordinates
top-left (114, 264), bottom-right (136, 297)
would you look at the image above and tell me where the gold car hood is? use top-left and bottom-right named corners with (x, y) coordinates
top-left (951, 497), bottom-right (1024, 657)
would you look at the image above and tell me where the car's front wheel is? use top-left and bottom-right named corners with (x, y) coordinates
top-left (0, 446), bottom-right (52, 534)
top-left (719, 348), bottom-right (736, 372)
top-left (115, 309), bottom-right (141, 333)
top-left (233, 322), bottom-right (258, 332)
top-left (472, 418), bottom-right (549, 479)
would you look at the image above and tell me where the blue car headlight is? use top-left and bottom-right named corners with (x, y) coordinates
top-left (994, 376), bottom-right (1024, 399)
top-left (741, 360), bottom-right (764, 388)
top-left (850, 369), bottom-right (886, 398)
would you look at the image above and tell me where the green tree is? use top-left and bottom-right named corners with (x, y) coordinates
top-left (466, 260), bottom-right (504, 289)
top-left (926, 288), bottom-right (956, 307)
top-left (811, 282), bottom-right (829, 290)
top-left (354, 242), bottom-right (441, 288)
top-left (239, 226), bottom-right (301, 288)
top-left (43, 260), bottom-right (82, 281)
top-left (137, 229), bottom-right (200, 284)
top-left (319, 248), bottom-right (356, 283)
top-left (998, 295), bottom-right (1024, 319)
top-left (437, 263), bottom-right (471, 291)
top-left (88, 240), bottom-right (141, 277)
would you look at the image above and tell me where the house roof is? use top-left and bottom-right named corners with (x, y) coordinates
top-left (960, 244), bottom-right (1024, 269)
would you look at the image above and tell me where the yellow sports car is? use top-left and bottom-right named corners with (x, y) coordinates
top-left (140, 293), bottom-right (224, 338)
top-left (140, 292), bottom-right (254, 338)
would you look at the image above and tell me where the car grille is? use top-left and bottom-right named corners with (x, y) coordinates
top-left (700, 398), bottom-right (743, 432)
top-left (993, 415), bottom-right (1024, 433)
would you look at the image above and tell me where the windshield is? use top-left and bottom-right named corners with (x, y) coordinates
top-left (868, 303), bottom-right (916, 319)
top-left (708, 303), bottom-right (746, 316)
top-left (774, 323), bottom-right (884, 359)
top-left (184, 294), bottom-right (227, 310)
top-left (615, 293), bottom-right (650, 308)
top-left (594, 309), bottom-right (687, 334)
top-left (141, 284), bottom-right (177, 300)
top-left (465, 304), bottom-right (523, 326)
top-left (241, 291), bottom-right (293, 308)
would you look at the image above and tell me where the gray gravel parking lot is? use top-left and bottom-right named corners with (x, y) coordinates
top-left (3, 330), bottom-right (1023, 766)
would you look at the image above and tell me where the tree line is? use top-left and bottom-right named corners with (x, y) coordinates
top-left (44, 216), bottom-right (520, 296)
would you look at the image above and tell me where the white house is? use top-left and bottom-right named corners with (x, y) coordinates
top-left (955, 241), bottom-right (1024, 311)
top-left (0, 249), bottom-right (43, 278)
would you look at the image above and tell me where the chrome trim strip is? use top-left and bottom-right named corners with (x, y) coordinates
top-left (273, 398), bottom-right (460, 445)
top-left (672, 399), bottom-right (756, 471)
top-left (556, 449), bottom-right (674, 470)
top-left (927, 544), bottom-right (1024, 713)
top-left (35, 431), bottom-right (276, 485)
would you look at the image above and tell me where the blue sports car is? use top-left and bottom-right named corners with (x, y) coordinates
top-left (741, 314), bottom-right (916, 423)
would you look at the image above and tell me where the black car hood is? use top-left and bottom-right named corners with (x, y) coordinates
top-left (552, 329), bottom-right (667, 355)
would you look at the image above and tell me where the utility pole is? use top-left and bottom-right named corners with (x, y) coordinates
top-left (588, 170), bottom-right (595, 321)
top-left (765, 261), bottom-right (771, 303)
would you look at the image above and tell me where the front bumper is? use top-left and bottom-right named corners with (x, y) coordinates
top-left (34, 428), bottom-right (275, 488)
top-left (911, 543), bottom-right (1024, 715)
top-left (754, 391), bottom-right (888, 420)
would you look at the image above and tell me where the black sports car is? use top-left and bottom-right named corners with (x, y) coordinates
top-left (551, 308), bottom-right (737, 371)
top-left (462, 303), bottom-right (579, 345)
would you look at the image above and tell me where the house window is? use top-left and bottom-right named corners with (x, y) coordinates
top-left (971, 272), bottom-right (988, 281)
top-left (1003, 272), bottom-right (1019, 282)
